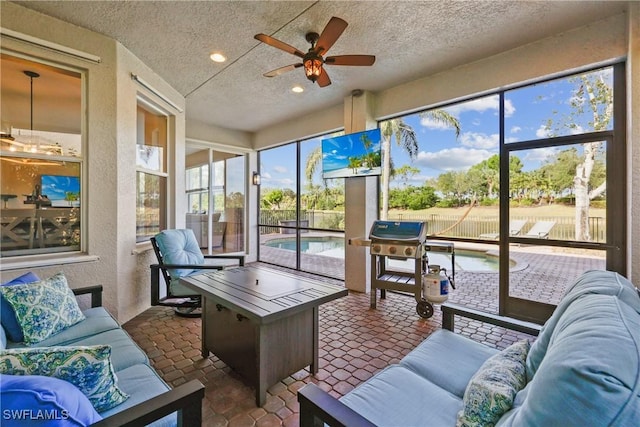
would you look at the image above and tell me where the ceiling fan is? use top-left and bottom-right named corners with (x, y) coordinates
top-left (254, 16), bottom-right (375, 88)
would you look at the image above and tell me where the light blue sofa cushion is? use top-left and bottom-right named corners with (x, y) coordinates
top-left (154, 229), bottom-right (204, 285)
top-left (340, 364), bottom-right (462, 427)
top-left (400, 329), bottom-right (498, 398)
top-left (99, 363), bottom-right (176, 427)
top-left (60, 328), bottom-right (149, 372)
top-left (527, 269), bottom-right (640, 378)
top-left (501, 294), bottom-right (640, 427)
top-left (0, 374), bottom-right (102, 426)
top-left (5, 307), bottom-right (119, 348)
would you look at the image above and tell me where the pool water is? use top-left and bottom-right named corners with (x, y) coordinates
top-left (265, 236), bottom-right (345, 255)
top-left (264, 237), bottom-right (506, 272)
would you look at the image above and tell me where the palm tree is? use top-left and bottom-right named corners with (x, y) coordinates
top-left (380, 110), bottom-right (460, 219)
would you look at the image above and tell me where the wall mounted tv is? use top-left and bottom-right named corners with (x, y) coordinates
top-left (321, 128), bottom-right (382, 179)
top-left (41, 175), bottom-right (80, 207)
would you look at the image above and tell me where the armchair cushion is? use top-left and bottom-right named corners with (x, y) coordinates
top-left (0, 373), bottom-right (102, 426)
top-left (154, 229), bottom-right (204, 281)
top-left (0, 345), bottom-right (129, 412)
top-left (1, 272), bottom-right (41, 342)
top-left (0, 273), bottom-right (85, 345)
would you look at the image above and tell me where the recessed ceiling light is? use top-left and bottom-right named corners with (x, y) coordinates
top-left (292, 86), bottom-right (304, 93)
top-left (210, 52), bottom-right (226, 63)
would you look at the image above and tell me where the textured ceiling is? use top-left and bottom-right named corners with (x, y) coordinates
top-left (9, 1), bottom-right (629, 134)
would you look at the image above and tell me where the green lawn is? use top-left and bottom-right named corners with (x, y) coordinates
top-left (390, 204), bottom-right (605, 219)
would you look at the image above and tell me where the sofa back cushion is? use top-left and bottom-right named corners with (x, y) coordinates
top-left (501, 294), bottom-right (640, 426)
top-left (0, 272), bottom-right (40, 342)
top-left (0, 273), bottom-right (85, 345)
top-left (527, 270), bottom-right (640, 377)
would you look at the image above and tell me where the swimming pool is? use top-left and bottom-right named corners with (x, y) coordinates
top-left (263, 236), bottom-right (514, 272)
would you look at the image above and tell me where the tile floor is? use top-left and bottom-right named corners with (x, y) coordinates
top-left (123, 262), bottom-right (536, 426)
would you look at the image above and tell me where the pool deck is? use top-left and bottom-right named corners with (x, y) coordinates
top-left (259, 232), bottom-right (605, 310)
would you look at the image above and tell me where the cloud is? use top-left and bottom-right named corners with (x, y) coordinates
top-left (536, 125), bottom-right (551, 138)
top-left (504, 100), bottom-right (515, 117)
top-left (536, 123), bottom-right (585, 138)
top-left (414, 147), bottom-right (493, 171)
top-left (442, 95), bottom-right (515, 118)
top-left (522, 147), bottom-right (559, 164)
top-left (261, 172), bottom-right (272, 179)
top-left (460, 132), bottom-right (499, 149)
top-left (273, 165), bottom-right (288, 174)
top-left (510, 126), bottom-right (521, 133)
top-left (420, 116), bottom-right (454, 131)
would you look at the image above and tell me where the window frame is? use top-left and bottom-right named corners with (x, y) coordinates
top-left (135, 98), bottom-right (169, 243)
top-left (0, 51), bottom-right (87, 260)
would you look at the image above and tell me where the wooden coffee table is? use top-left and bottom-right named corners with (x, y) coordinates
top-left (180, 264), bottom-right (348, 406)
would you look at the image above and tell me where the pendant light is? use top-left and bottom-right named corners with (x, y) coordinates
top-left (25, 70), bottom-right (40, 152)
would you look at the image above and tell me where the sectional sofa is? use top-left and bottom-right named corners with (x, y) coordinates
top-left (299, 270), bottom-right (640, 426)
top-left (0, 272), bottom-right (204, 426)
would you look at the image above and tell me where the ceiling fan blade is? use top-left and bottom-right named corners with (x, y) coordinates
top-left (325, 55), bottom-right (376, 66)
top-left (254, 34), bottom-right (305, 58)
top-left (315, 17), bottom-right (348, 56)
top-left (317, 67), bottom-right (331, 87)
top-left (263, 63), bottom-right (303, 78)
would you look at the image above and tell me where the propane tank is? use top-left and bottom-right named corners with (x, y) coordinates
top-left (422, 265), bottom-right (449, 303)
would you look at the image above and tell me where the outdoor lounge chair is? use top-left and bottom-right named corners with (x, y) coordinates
top-left (523, 220), bottom-right (556, 239)
top-left (150, 228), bottom-right (245, 317)
top-left (479, 219), bottom-right (527, 240)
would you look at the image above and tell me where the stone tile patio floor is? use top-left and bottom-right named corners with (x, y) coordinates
top-left (123, 250), bottom-right (604, 426)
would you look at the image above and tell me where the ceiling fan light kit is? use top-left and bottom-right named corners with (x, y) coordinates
top-left (255, 16), bottom-right (375, 88)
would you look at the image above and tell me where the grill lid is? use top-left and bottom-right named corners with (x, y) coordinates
top-left (369, 220), bottom-right (427, 243)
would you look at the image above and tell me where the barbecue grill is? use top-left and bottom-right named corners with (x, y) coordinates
top-left (368, 220), bottom-right (455, 318)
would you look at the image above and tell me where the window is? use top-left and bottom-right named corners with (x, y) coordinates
top-left (258, 131), bottom-right (345, 279)
top-left (377, 63), bottom-right (624, 324)
top-left (186, 165), bottom-right (208, 214)
top-left (1, 54), bottom-right (83, 258)
top-left (136, 104), bottom-right (167, 242)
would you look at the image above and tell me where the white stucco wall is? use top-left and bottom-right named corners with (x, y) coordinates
top-left (0, 2), bottom-right (185, 323)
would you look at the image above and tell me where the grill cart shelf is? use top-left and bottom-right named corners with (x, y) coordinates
top-left (361, 220), bottom-right (455, 318)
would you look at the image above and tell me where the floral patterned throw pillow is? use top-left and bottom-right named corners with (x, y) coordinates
top-left (0, 345), bottom-right (129, 412)
top-left (457, 339), bottom-right (530, 427)
top-left (0, 272), bottom-right (85, 344)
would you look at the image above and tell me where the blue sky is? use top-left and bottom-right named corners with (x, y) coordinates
top-left (259, 67), bottom-right (612, 190)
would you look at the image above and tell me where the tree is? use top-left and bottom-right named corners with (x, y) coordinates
top-left (380, 110), bottom-right (460, 219)
top-left (467, 154), bottom-right (499, 199)
top-left (394, 165), bottom-right (421, 187)
top-left (435, 170), bottom-right (469, 206)
top-left (543, 71), bottom-right (612, 240)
